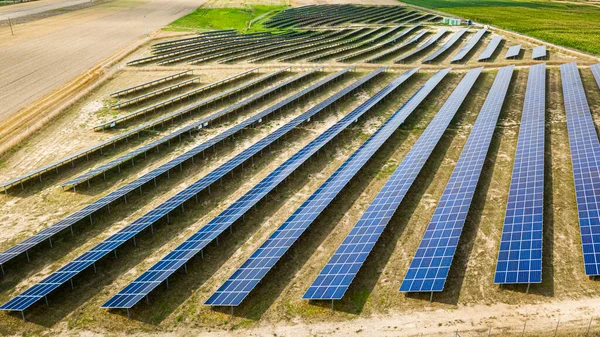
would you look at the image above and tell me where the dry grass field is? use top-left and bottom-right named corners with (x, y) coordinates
top-left (0, 1), bottom-right (600, 336)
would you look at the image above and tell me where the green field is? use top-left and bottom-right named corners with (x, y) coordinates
top-left (399, 0), bottom-right (600, 56)
top-left (165, 5), bottom-right (288, 33)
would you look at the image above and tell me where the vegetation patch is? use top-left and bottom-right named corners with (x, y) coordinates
top-left (164, 5), bottom-right (288, 33)
top-left (399, 0), bottom-right (600, 56)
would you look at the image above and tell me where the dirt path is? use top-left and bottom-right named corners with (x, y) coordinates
top-left (0, 0), bottom-right (96, 19)
top-left (0, 0), bottom-right (204, 123)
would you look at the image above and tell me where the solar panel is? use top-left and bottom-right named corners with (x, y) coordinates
top-left (0, 68), bottom-right (267, 193)
top-left (451, 27), bottom-right (488, 63)
top-left (304, 67), bottom-right (484, 300)
top-left (394, 28), bottom-right (448, 63)
top-left (560, 62), bottom-right (600, 276)
top-left (590, 64), bottom-right (600, 89)
top-left (307, 25), bottom-right (405, 62)
top-left (337, 25), bottom-right (422, 62)
top-left (102, 67), bottom-right (398, 310)
top-left (422, 28), bottom-right (468, 63)
top-left (532, 45), bottom-right (547, 60)
top-left (110, 70), bottom-right (194, 98)
top-left (399, 65), bottom-right (513, 293)
top-left (365, 30), bottom-right (427, 63)
top-left (0, 67), bottom-right (321, 275)
top-left (62, 68), bottom-right (320, 190)
top-left (0, 67), bottom-right (357, 313)
top-left (494, 63), bottom-right (546, 285)
top-left (477, 35), bottom-right (503, 61)
top-left (204, 68), bottom-right (424, 307)
top-left (505, 45), bottom-right (521, 59)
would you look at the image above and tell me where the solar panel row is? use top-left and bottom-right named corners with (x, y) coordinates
top-left (102, 67), bottom-right (394, 310)
top-left (394, 28), bottom-right (448, 63)
top-left (365, 29), bottom-right (427, 63)
top-left (337, 25), bottom-right (422, 62)
top-left (307, 26), bottom-right (401, 62)
top-left (0, 67), bottom-right (354, 313)
top-left (303, 68), bottom-right (453, 300)
top-left (205, 68), bottom-right (420, 307)
top-left (451, 27), bottom-right (488, 63)
top-left (110, 70), bottom-right (194, 98)
top-left (422, 28), bottom-right (468, 63)
top-left (494, 63), bottom-right (546, 285)
top-left (477, 36), bottom-right (503, 62)
top-left (95, 67), bottom-right (260, 130)
top-left (0, 68), bottom-right (305, 271)
top-left (111, 77), bottom-right (202, 110)
top-left (400, 65), bottom-right (513, 294)
top-left (560, 62), bottom-right (600, 276)
top-left (249, 29), bottom-right (360, 63)
top-left (277, 29), bottom-right (372, 62)
top-left (63, 68), bottom-right (320, 190)
top-left (1, 68), bottom-right (268, 193)
top-left (282, 28), bottom-right (384, 62)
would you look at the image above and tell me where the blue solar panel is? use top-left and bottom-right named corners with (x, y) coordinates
top-left (0, 67), bottom-right (354, 313)
top-left (422, 28), bottom-right (468, 63)
top-left (394, 28), bottom-right (448, 63)
top-left (336, 25), bottom-right (422, 62)
top-left (304, 67), bottom-right (484, 300)
top-left (204, 68), bottom-right (426, 307)
top-left (561, 62), bottom-right (600, 276)
top-left (591, 64), bottom-right (600, 89)
top-left (62, 69), bottom-right (319, 190)
top-left (302, 68), bottom-right (457, 301)
top-left (494, 63), bottom-right (545, 285)
top-left (477, 35), bottom-right (503, 61)
top-left (451, 27), bottom-right (487, 63)
top-left (505, 45), bottom-right (521, 59)
top-left (365, 29), bottom-right (427, 63)
top-left (0, 68), bottom-right (291, 271)
top-left (102, 67), bottom-right (404, 309)
top-left (400, 65), bottom-right (514, 293)
top-left (532, 46), bottom-right (547, 60)
top-left (0, 68), bottom-right (267, 193)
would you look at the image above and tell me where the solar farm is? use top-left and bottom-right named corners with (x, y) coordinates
top-left (1, 1), bottom-right (600, 336)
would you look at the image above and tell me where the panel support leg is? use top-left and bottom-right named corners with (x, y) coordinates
top-left (70, 278), bottom-right (74, 289)
top-left (126, 308), bottom-right (130, 320)
top-left (430, 292), bottom-right (433, 302)
top-left (526, 284), bottom-right (530, 294)
top-left (21, 311), bottom-right (25, 321)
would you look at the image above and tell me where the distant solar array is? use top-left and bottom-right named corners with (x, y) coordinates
top-left (395, 28), bottom-right (448, 63)
top-left (63, 68), bottom-right (319, 190)
top-left (495, 63), bottom-right (546, 285)
top-left (265, 5), bottom-right (431, 28)
top-left (1, 68), bottom-right (270, 193)
top-left (400, 65), bottom-right (513, 294)
top-left (422, 28), bottom-right (468, 63)
top-left (560, 62), bottom-right (600, 276)
top-left (338, 25), bottom-right (422, 62)
top-left (205, 68), bottom-right (418, 307)
top-left (365, 29), bottom-right (427, 63)
top-left (451, 27), bottom-right (488, 63)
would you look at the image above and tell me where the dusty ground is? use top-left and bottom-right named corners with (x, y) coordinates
top-left (1, 1), bottom-right (600, 337)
